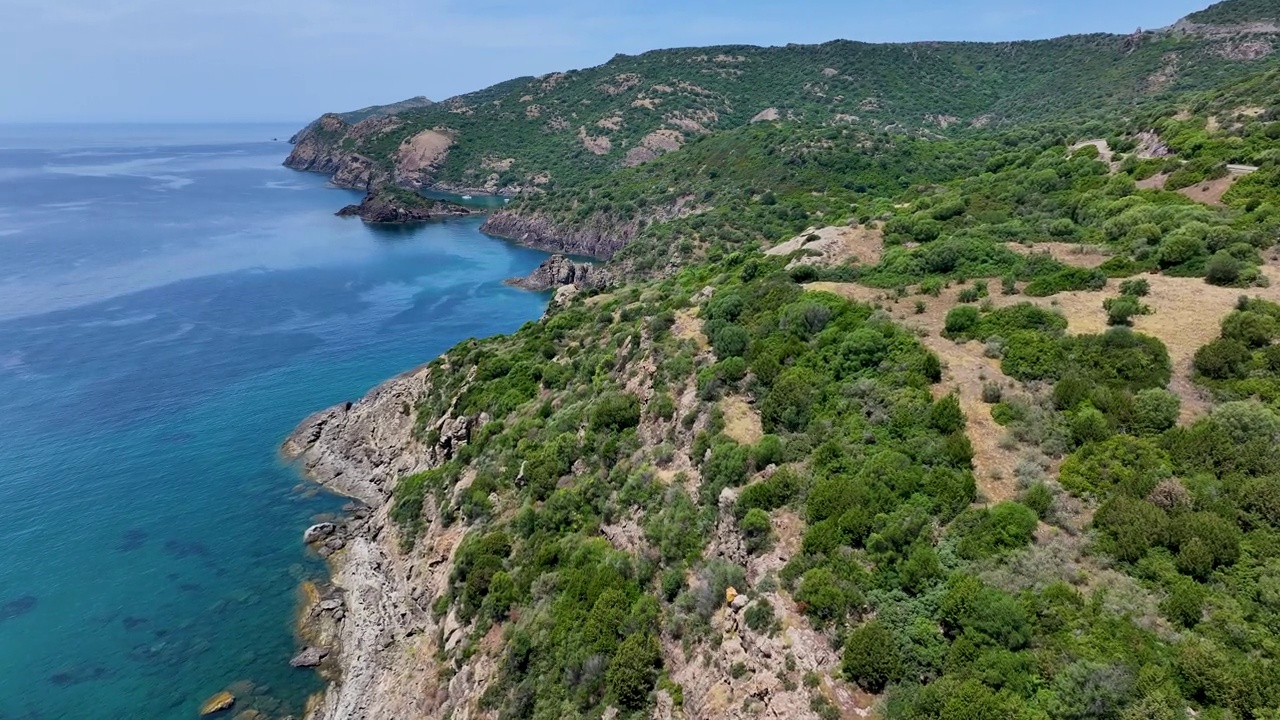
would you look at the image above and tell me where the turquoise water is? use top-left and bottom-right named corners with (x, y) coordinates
top-left (0, 124), bottom-right (549, 719)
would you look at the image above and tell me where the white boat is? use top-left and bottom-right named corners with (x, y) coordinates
top-left (461, 194), bottom-right (473, 200)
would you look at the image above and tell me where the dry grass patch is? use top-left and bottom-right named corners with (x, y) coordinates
top-left (1006, 241), bottom-right (1113, 269)
top-left (672, 308), bottom-right (709, 349)
top-left (721, 395), bottom-right (764, 446)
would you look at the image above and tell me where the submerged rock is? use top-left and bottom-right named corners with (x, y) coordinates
top-left (336, 186), bottom-right (471, 224)
top-left (290, 646), bottom-right (330, 668)
top-left (199, 690), bottom-right (235, 716)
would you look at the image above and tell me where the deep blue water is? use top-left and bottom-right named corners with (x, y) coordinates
top-left (0, 124), bottom-right (549, 719)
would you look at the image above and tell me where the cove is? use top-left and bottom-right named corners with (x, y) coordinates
top-left (0, 123), bottom-right (549, 719)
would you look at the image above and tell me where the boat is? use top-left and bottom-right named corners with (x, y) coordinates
top-left (461, 194), bottom-right (473, 200)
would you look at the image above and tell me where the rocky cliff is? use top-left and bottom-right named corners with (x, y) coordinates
top-left (284, 362), bottom-right (503, 720)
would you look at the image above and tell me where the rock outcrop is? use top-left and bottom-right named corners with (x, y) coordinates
top-left (481, 194), bottom-right (703, 259)
top-left (282, 365), bottom-right (440, 505)
top-left (503, 254), bottom-right (609, 291)
top-left (336, 188), bottom-right (472, 224)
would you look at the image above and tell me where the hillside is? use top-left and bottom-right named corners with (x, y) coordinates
top-left (1185, 0), bottom-right (1280, 27)
top-left (285, 4), bottom-right (1278, 204)
top-left (283, 2), bottom-right (1280, 720)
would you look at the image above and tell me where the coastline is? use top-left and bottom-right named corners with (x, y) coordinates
top-left (281, 338), bottom-right (530, 719)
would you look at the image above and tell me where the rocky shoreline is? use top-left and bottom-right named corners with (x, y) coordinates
top-left (281, 361), bottom-right (507, 720)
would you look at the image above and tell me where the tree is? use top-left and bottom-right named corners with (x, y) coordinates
top-left (842, 621), bottom-right (902, 692)
top-left (607, 632), bottom-right (660, 710)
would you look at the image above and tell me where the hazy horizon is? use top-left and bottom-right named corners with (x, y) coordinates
top-left (3, 0), bottom-right (1214, 123)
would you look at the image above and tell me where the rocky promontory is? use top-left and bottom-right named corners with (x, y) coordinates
top-left (503, 254), bottom-right (609, 291)
top-left (336, 187), bottom-right (472, 224)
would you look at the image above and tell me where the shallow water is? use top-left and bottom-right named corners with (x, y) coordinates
top-left (0, 124), bottom-right (549, 719)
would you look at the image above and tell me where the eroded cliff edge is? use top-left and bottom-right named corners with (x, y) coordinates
top-left (284, 363), bottom-right (499, 720)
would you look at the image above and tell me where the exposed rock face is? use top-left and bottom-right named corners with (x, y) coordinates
top-left (336, 188), bottom-right (472, 224)
top-left (504, 254), bottom-right (609, 291)
top-left (481, 194), bottom-right (702, 259)
top-left (481, 211), bottom-right (630, 258)
top-left (289, 646), bottom-right (330, 668)
top-left (284, 115), bottom-right (392, 191)
top-left (303, 523), bottom-right (337, 544)
top-left (282, 365), bottom-right (438, 505)
top-left (285, 363), bottom-right (502, 720)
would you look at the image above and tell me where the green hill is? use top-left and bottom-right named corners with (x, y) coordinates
top-left (1186, 0), bottom-right (1280, 25)
top-left (286, 1), bottom-right (1278, 199)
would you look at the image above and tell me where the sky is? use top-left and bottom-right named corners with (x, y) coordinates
top-left (0, 0), bottom-right (1216, 123)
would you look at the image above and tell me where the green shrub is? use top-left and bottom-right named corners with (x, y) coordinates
top-left (1162, 578), bottom-right (1207, 628)
top-left (1120, 278), bottom-right (1151, 297)
top-left (842, 621), bottom-right (902, 692)
top-left (740, 508), bottom-right (772, 554)
top-left (1133, 388), bottom-right (1181, 435)
top-left (945, 306), bottom-right (980, 335)
top-left (745, 599), bottom-right (779, 635)
top-left (1192, 338), bottom-right (1251, 379)
top-left (607, 632), bottom-right (661, 709)
top-left (591, 393), bottom-right (642, 432)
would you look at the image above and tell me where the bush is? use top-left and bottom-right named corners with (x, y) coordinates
top-left (745, 599), bottom-right (778, 634)
top-left (842, 621), bottom-right (902, 692)
top-left (1133, 388), bottom-right (1180, 435)
top-left (737, 468), bottom-right (803, 517)
top-left (1205, 251), bottom-right (1243, 286)
top-left (1001, 330), bottom-right (1066, 381)
top-left (1120, 278), bottom-right (1150, 297)
top-left (930, 394), bottom-right (965, 434)
top-left (796, 567), bottom-right (864, 627)
top-left (1193, 338), bottom-right (1251, 379)
top-left (945, 305), bottom-right (981, 335)
top-left (1221, 310), bottom-right (1278, 348)
top-left (591, 393), bottom-right (642, 432)
top-left (1022, 483), bottom-right (1053, 519)
top-left (1162, 578), bottom-right (1207, 628)
top-left (740, 508), bottom-right (772, 554)
top-left (981, 382), bottom-right (1003, 404)
top-left (955, 502), bottom-right (1039, 559)
top-left (1103, 295), bottom-right (1149, 326)
top-left (711, 324), bottom-right (750, 358)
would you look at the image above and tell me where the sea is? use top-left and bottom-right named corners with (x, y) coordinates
top-left (0, 123), bottom-right (549, 719)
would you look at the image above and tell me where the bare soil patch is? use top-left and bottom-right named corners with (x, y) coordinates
top-left (1176, 174), bottom-right (1239, 206)
top-left (395, 129), bottom-right (453, 175)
